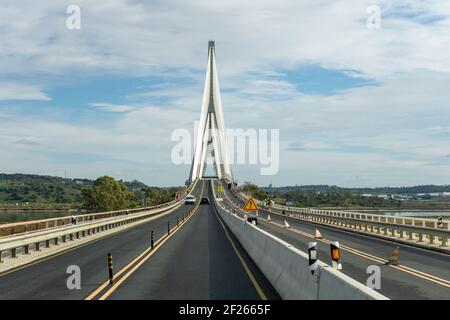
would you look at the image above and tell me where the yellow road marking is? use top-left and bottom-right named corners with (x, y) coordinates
top-left (221, 188), bottom-right (450, 289)
top-left (269, 218), bottom-right (450, 288)
top-left (85, 233), bottom-right (168, 300)
top-left (0, 205), bottom-right (183, 278)
top-left (89, 182), bottom-right (205, 300)
top-left (213, 206), bottom-right (268, 300)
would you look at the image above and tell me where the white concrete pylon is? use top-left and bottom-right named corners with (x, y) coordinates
top-left (267, 214), bottom-right (271, 221)
top-left (190, 41), bottom-right (233, 182)
top-left (284, 220), bottom-right (290, 228)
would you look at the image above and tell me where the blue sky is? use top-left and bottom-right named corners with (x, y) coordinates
top-left (1, 0), bottom-right (450, 187)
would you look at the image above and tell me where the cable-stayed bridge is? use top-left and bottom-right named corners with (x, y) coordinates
top-left (0, 42), bottom-right (449, 300)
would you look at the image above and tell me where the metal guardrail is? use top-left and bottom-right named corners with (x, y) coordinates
top-left (0, 200), bottom-right (181, 263)
top-left (234, 189), bottom-right (450, 249)
top-left (0, 180), bottom-right (199, 263)
top-left (0, 181), bottom-right (197, 238)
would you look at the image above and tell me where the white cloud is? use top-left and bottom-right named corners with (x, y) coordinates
top-left (90, 103), bottom-right (134, 113)
top-left (0, 82), bottom-right (50, 101)
top-left (1, 1), bottom-right (450, 186)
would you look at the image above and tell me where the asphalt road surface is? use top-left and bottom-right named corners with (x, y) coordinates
top-left (0, 180), bottom-right (279, 300)
top-left (217, 180), bottom-right (450, 300)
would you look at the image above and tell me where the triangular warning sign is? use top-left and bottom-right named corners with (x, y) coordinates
top-left (243, 196), bottom-right (258, 211)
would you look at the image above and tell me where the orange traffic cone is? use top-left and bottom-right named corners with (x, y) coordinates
top-left (385, 246), bottom-right (400, 266)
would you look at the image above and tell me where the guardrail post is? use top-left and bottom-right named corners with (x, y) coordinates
top-left (24, 244), bottom-right (30, 255)
top-left (11, 248), bottom-right (17, 258)
top-left (107, 253), bottom-right (114, 284)
top-left (35, 242), bottom-right (40, 251)
top-left (408, 231), bottom-right (413, 240)
top-left (46, 240), bottom-right (50, 248)
top-left (151, 230), bottom-right (154, 249)
top-left (429, 235), bottom-right (434, 245)
top-left (54, 237), bottom-right (59, 245)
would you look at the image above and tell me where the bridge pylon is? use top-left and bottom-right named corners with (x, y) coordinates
top-left (189, 41), bottom-right (233, 182)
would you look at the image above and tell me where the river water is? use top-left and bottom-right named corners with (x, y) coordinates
top-left (0, 210), bottom-right (78, 224)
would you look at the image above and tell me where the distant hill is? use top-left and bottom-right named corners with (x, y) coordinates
top-left (0, 173), bottom-right (181, 209)
top-left (262, 184), bottom-right (450, 195)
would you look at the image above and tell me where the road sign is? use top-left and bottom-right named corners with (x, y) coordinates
top-left (243, 196), bottom-right (258, 211)
top-left (218, 184), bottom-right (223, 193)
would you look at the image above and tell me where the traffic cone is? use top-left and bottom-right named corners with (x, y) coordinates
top-left (267, 214), bottom-right (271, 221)
top-left (385, 246), bottom-right (400, 266)
top-left (284, 220), bottom-right (290, 228)
top-left (315, 229), bottom-right (322, 239)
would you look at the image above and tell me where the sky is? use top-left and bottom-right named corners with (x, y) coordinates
top-left (1, 0), bottom-right (450, 187)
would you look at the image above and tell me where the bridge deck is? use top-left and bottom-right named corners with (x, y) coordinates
top-left (0, 181), bottom-right (278, 300)
top-left (217, 180), bottom-right (450, 300)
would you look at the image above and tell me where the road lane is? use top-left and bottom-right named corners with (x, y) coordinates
top-left (106, 182), bottom-right (280, 300)
top-left (219, 181), bottom-right (450, 300)
top-left (0, 182), bottom-right (205, 300)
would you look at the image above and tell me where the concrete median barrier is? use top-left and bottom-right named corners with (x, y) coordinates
top-left (212, 181), bottom-right (388, 300)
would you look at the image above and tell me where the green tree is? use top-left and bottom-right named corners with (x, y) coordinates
top-left (241, 181), bottom-right (267, 200)
top-left (81, 176), bottom-right (133, 212)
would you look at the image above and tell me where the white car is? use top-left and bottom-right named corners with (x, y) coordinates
top-left (185, 195), bottom-right (196, 205)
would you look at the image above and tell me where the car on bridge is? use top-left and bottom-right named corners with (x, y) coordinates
top-left (184, 195), bottom-right (196, 205)
top-left (200, 197), bottom-right (210, 205)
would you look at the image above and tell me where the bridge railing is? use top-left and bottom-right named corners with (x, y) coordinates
top-left (0, 201), bottom-right (178, 238)
top-left (0, 200), bottom-right (180, 264)
top-left (0, 180), bottom-right (197, 238)
top-left (0, 179), bottom-right (199, 266)
top-left (233, 189), bottom-right (450, 250)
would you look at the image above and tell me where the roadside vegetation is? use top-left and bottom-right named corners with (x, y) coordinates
top-left (239, 182), bottom-right (450, 210)
top-left (0, 173), bottom-right (184, 212)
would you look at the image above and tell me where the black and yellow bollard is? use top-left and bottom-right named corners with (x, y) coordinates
top-left (107, 253), bottom-right (114, 284)
top-left (151, 230), bottom-right (154, 250)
